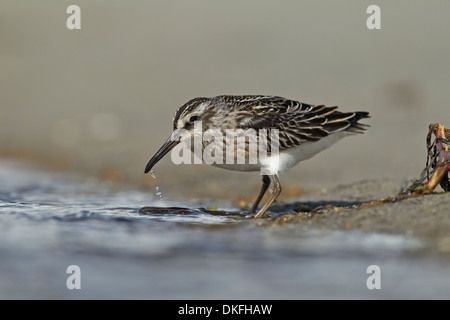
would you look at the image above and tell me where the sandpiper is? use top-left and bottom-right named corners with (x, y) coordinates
top-left (144, 95), bottom-right (370, 219)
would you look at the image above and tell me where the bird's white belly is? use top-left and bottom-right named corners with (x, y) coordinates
top-left (260, 131), bottom-right (352, 175)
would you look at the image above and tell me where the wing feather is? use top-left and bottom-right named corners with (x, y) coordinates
top-left (229, 96), bottom-right (370, 151)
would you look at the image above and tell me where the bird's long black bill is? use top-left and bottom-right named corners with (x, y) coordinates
top-left (144, 137), bottom-right (180, 174)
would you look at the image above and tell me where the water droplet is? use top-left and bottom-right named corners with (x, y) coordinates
top-left (149, 171), bottom-right (162, 199)
top-left (155, 185), bottom-right (163, 199)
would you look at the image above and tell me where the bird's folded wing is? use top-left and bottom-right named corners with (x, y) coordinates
top-left (238, 106), bottom-right (367, 150)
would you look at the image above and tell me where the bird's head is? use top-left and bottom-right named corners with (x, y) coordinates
top-left (144, 97), bottom-right (211, 174)
top-left (172, 97), bottom-right (210, 131)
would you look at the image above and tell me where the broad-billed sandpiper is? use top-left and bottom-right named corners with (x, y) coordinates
top-left (144, 95), bottom-right (370, 219)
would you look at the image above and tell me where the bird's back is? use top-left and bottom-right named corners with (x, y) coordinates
top-left (211, 95), bottom-right (370, 151)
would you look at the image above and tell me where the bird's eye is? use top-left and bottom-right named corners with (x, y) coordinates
top-left (189, 115), bottom-right (199, 122)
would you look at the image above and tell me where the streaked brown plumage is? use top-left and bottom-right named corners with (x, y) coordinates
top-left (145, 95), bottom-right (370, 219)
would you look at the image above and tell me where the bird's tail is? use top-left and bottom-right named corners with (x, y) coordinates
top-left (345, 111), bottom-right (370, 134)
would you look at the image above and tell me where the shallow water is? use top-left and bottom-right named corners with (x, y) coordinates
top-left (0, 160), bottom-right (450, 299)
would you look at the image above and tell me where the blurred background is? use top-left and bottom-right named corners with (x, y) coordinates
top-left (1, 0), bottom-right (449, 200)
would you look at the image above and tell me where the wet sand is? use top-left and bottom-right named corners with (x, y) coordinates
top-left (256, 179), bottom-right (450, 259)
top-left (11, 153), bottom-right (450, 260)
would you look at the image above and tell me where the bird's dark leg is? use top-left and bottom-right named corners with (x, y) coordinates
top-left (248, 175), bottom-right (271, 215)
top-left (254, 174), bottom-right (282, 219)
